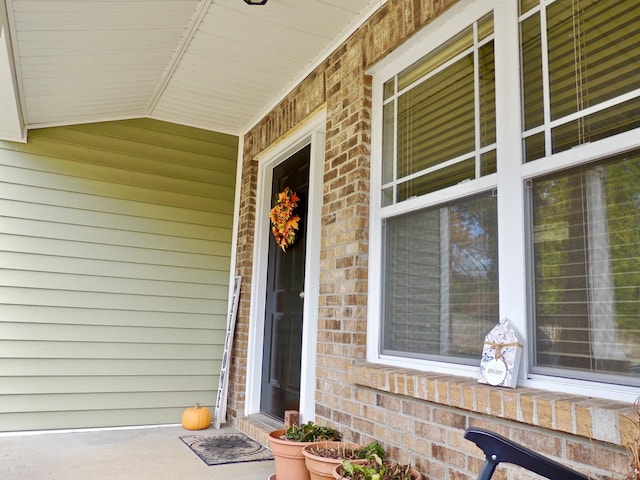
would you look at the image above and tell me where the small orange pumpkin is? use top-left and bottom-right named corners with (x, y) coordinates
top-left (181, 403), bottom-right (212, 430)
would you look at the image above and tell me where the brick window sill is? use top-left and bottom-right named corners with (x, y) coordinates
top-left (351, 362), bottom-right (634, 446)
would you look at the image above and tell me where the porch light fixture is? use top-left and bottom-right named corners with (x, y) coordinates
top-left (244, 0), bottom-right (267, 4)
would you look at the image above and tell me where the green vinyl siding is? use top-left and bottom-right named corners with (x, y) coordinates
top-left (0, 118), bottom-right (238, 432)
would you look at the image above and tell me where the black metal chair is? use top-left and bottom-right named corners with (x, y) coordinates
top-left (465, 427), bottom-right (589, 480)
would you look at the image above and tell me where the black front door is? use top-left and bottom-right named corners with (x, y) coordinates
top-left (260, 144), bottom-right (310, 420)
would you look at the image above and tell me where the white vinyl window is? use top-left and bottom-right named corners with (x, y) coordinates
top-left (531, 149), bottom-right (640, 382)
top-left (380, 12), bottom-right (498, 363)
top-left (521, 0), bottom-right (640, 161)
top-left (370, 0), bottom-right (640, 393)
top-left (522, 0), bottom-right (640, 383)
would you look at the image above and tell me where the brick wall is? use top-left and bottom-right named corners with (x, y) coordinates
top-left (229, 1), bottom-right (634, 479)
top-left (345, 364), bottom-right (632, 479)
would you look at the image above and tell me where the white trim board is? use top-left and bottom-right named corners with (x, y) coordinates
top-left (245, 109), bottom-right (326, 423)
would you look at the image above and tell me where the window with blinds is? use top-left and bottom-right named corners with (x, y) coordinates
top-left (522, 0), bottom-right (640, 384)
top-left (521, 0), bottom-right (640, 162)
top-left (531, 149), bottom-right (640, 381)
top-left (373, 0), bottom-right (640, 390)
top-left (379, 12), bottom-right (498, 363)
top-left (383, 192), bottom-right (498, 362)
top-left (381, 13), bottom-right (496, 207)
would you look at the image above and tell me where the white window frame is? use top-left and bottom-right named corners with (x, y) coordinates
top-left (367, 0), bottom-right (640, 403)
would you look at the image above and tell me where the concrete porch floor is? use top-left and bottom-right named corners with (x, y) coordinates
top-left (0, 424), bottom-right (275, 480)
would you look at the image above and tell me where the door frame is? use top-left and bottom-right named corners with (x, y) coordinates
top-left (245, 109), bottom-right (326, 422)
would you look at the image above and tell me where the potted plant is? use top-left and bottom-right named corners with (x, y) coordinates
top-left (624, 397), bottom-right (640, 479)
top-left (303, 441), bottom-right (385, 480)
top-left (268, 422), bottom-right (342, 480)
top-left (333, 454), bottom-right (421, 480)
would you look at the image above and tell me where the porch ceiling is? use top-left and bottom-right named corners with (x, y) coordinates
top-left (0, 0), bottom-right (383, 141)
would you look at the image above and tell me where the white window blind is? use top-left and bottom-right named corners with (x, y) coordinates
top-left (382, 13), bottom-right (496, 206)
top-left (521, 0), bottom-right (640, 161)
top-left (379, 12), bottom-right (498, 363)
top-left (383, 192), bottom-right (498, 362)
top-left (531, 149), bottom-right (640, 382)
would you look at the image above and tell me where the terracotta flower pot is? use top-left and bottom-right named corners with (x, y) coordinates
top-left (268, 429), bottom-right (317, 480)
top-left (302, 441), bottom-right (367, 480)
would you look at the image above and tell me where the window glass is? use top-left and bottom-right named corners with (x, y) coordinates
top-left (519, 0), bottom-right (537, 14)
top-left (382, 102), bottom-right (395, 186)
top-left (521, 0), bottom-right (640, 160)
top-left (382, 13), bottom-right (495, 206)
top-left (397, 27), bottom-right (473, 91)
top-left (477, 14), bottom-right (493, 41)
top-left (520, 10), bottom-right (542, 132)
top-left (397, 56), bottom-right (475, 179)
top-left (383, 192), bottom-right (499, 361)
top-left (397, 157), bottom-right (475, 202)
top-left (478, 42), bottom-right (496, 149)
top-left (532, 149), bottom-right (640, 383)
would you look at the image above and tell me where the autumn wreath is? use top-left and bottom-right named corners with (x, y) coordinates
top-left (269, 187), bottom-right (301, 252)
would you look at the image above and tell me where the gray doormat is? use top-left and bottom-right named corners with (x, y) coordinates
top-left (180, 432), bottom-right (273, 466)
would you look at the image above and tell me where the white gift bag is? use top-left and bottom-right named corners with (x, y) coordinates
top-left (478, 318), bottom-right (523, 388)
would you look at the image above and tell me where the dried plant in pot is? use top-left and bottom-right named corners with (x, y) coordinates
top-left (268, 422), bottom-right (342, 480)
top-left (333, 454), bottom-right (421, 480)
top-left (303, 442), bottom-right (385, 480)
top-left (624, 397), bottom-right (640, 480)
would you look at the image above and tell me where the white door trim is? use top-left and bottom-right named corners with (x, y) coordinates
top-left (245, 109), bottom-right (326, 423)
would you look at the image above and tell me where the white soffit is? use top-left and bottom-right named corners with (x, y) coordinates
top-left (8, 0), bottom-right (200, 129)
top-left (151, 0), bottom-right (383, 135)
top-left (2, 0), bottom-right (385, 137)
